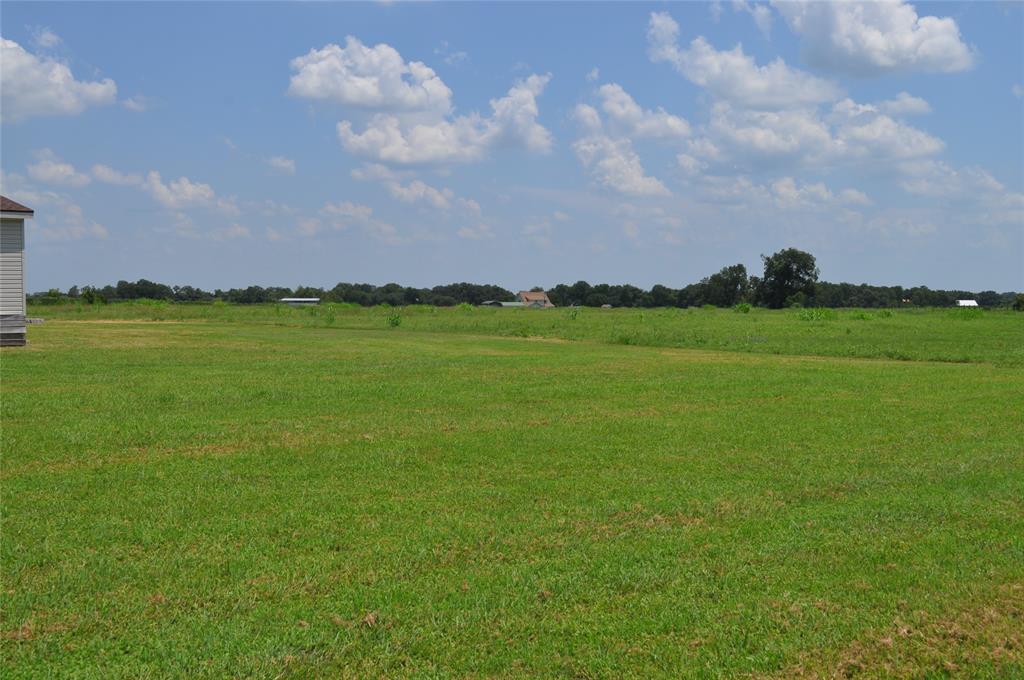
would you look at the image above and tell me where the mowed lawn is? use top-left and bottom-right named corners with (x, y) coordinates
top-left (2, 313), bottom-right (1023, 677)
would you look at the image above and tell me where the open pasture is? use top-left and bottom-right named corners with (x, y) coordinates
top-left (2, 308), bottom-right (1023, 677)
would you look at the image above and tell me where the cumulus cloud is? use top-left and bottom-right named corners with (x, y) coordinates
top-left (898, 160), bottom-right (1006, 198)
top-left (597, 83), bottom-right (691, 140)
top-left (689, 97), bottom-right (944, 169)
top-left (573, 135), bottom-right (670, 197)
top-left (27, 149), bottom-right (91, 187)
top-left (352, 163), bottom-right (457, 210)
top-left (316, 200), bottom-right (403, 243)
top-left (647, 12), bottom-right (840, 109)
top-left (773, 0), bottom-right (975, 75)
top-left (0, 171), bottom-right (108, 241)
top-left (91, 164), bottom-right (143, 186)
top-left (457, 223), bottom-right (494, 240)
top-left (30, 27), bottom-right (62, 50)
top-left (266, 156), bottom-right (297, 175)
top-left (0, 38), bottom-right (117, 122)
top-left (878, 91), bottom-right (931, 116)
top-left (144, 171), bottom-right (216, 209)
top-left (288, 36), bottom-right (452, 114)
top-left (121, 95), bottom-right (154, 112)
top-left (321, 200), bottom-right (374, 222)
top-left (337, 73), bottom-right (553, 164)
top-left (770, 176), bottom-right (871, 209)
top-left (290, 38), bottom-right (553, 165)
top-left (732, 0), bottom-right (773, 37)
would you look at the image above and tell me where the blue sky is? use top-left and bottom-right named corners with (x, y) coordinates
top-left (2, 1), bottom-right (1021, 292)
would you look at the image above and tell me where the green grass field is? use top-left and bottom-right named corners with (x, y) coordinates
top-left (3, 305), bottom-right (1023, 677)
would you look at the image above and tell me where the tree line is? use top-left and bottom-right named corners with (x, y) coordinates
top-left (30, 249), bottom-right (1022, 310)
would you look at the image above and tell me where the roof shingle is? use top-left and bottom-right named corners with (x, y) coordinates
top-left (1, 196), bottom-right (34, 214)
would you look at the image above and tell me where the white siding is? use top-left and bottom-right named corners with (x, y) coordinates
top-left (1, 218), bottom-right (25, 316)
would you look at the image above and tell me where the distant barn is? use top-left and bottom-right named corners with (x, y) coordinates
top-left (1, 196), bottom-right (33, 346)
top-left (279, 297), bottom-right (320, 306)
top-left (516, 290), bottom-right (555, 308)
top-left (956, 299), bottom-right (979, 307)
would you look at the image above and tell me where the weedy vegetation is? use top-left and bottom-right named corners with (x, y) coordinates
top-left (2, 304), bottom-right (1022, 678)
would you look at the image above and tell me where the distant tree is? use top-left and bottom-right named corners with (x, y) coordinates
top-left (975, 291), bottom-right (1002, 308)
top-left (67, 285), bottom-right (80, 298)
top-left (759, 249), bottom-right (819, 308)
top-left (1014, 294), bottom-right (1024, 312)
top-left (703, 264), bottom-right (748, 307)
top-left (649, 284), bottom-right (677, 308)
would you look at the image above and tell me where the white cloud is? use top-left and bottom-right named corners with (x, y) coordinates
top-left (703, 102), bottom-right (837, 162)
top-left (435, 41), bottom-right (468, 66)
top-left (289, 36), bottom-right (452, 115)
top-left (898, 160), bottom-right (1006, 198)
top-left (878, 92), bottom-right (931, 116)
top-left (586, 67), bottom-right (600, 82)
top-left (144, 171), bottom-right (216, 209)
top-left (573, 135), bottom-right (670, 197)
top-left (677, 153), bottom-right (707, 178)
top-left (122, 95), bottom-right (153, 112)
top-left (457, 223), bottom-right (494, 240)
top-left (337, 73), bottom-right (553, 164)
top-left (91, 164), bottom-right (143, 186)
top-left (27, 149), bottom-right (91, 187)
top-left (732, 1), bottom-right (773, 37)
top-left (1012, 84), bottom-right (1024, 100)
top-left (352, 163), bottom-right (457, 210)
top-left (770, 176), bottom-right (871, 209)
top-left (830, 98), bottom-right (945, 159)
top-left (31, 27), bottom-right (62, 50)
top-left (316, 201), bottom-right (403, 243)
top-left (597, 83), bottom-right (691, 140)
top-left (690, 98), bottom-right (944, 168)
top-left (0, 171), bottom-right (108, 241)
top-left (321, 200), bottom-right (374, 222)
top-left (387, 179), bottom-right (453, 209)
top-left (572, 103), bottom-right (603, 134)
top-left (1, 38), bottom-right (117, 122)
top-left (647, 12), bottom-right (840, 109)
top-left (266, 156), bottom-right (297, 175)
top-left (773, 0), bottom-right (975, 75)
top-left (553, 210), bottom-right (570, 222)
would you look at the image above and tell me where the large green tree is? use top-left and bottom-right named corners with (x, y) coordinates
top-left (702, 264), bottom-right (749, 307)
top-left (759, 248), bottom-right (819, 308)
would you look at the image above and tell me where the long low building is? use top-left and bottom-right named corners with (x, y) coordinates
top-left (1, 196), bottom-right (33, 347)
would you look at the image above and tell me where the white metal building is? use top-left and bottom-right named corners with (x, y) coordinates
top-left (955, 299), bottom-right (979, 307)
top-left (1, 196), bottom-right (33, 346)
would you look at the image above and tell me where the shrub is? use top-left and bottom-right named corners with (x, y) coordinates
top-left (702, 304), bottom-right (716, 311)
top-left (566, 308), bottom-right (580, 321)
top-left (733, 303), bottom-right (752, 314)
top-left (386, 313), bottom-right (402, 328)
top-left (456, 302), bottom-right (473, 312)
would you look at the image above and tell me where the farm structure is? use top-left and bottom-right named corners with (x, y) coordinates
top-left (956, 300), bottom-right (979, 307)
top-left (516, 290), bottom-right (555, 308)
top-left (1, 196), bottom-right (32, 346)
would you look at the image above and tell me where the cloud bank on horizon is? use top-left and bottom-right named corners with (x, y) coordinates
top-left (0, 1), bottom-right (1021, 291)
